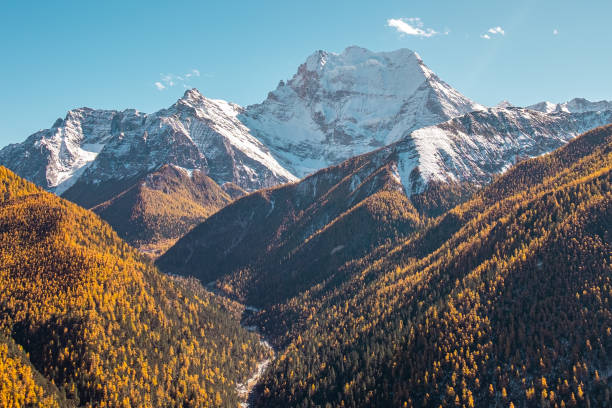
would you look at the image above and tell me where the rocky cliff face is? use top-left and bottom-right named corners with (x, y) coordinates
top-left (241, 46), bottom-right (485, 177)
top-left (0, 107), bottom-right (116, 193)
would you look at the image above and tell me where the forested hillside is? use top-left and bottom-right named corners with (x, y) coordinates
top-left (0, 166), bottom-right (270, 407)
top-left (89, 164), bottom-right (233, 255)
top-left (160, 125), bottom-right (612, 407)
top-left (157, 144), bottom-right (475, 306)
top-left (250, 124), bottom-right (612, 407)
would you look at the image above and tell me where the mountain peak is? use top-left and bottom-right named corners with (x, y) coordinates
top-left (288, 46), bottom-right (435, 101)
top-left (342, 44), bottom-right (369, 53)
top-left (339, 46), bottom-right (419, 60)
top-left (496, 100), bottom-right (513, 108)
top-left (175, 88), bottom-right (228, 113)
top-left (304, 50), bottom-right (329, 71)
top-left (242, 46), bottom-right (483, 177)
top-left (181, 88), bottom-right (205, 102)
top-left (301, 46), bottom-right (422, 76)
top-left (339, 45), bottom-right (372, 58)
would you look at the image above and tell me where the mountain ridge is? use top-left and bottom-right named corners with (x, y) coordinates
top-left (528, 97), bottom-right (612, 114)
top-left (3, 46), bottom-right (611, 201)
top-left (250, 124), bottom-right (612, 407)
top-left (2, 46), bottom-right (611, 259)
top-left (89, 163), bottom-right (233, 255)
top-left (156, 105), bottom-right (612, 307)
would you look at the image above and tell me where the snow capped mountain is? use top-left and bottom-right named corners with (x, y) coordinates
top-left (528, 97), bottom-right (612, 114)
top-left (1, 45), bottom-right (611, 214)
top-left (73, 89), bottom-right (296, 193)
top-left (363, 107), bottom-right (612, 195)
top-left (0, 108), bottom-right (116, 194)
top-left (240, 46), bottom-right (485, 177)
top-left (0, 89), bottom-right (296, 200)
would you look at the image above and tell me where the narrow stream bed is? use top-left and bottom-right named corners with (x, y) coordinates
top-left (204, 282), bottom-right (276, 407)
top-left (236, 339), bottom-right (273, 407)
top-left (236, 306), bottom-right (276, 408)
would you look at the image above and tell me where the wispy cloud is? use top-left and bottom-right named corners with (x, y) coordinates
top-left (154, 69), bottom-right (201, 91)
top-left (553, 29), bottom-right (559, 35)
top-left (387, 18), bottom-right (441, 38)
top-left (481, 26), bottom-right (505, 39)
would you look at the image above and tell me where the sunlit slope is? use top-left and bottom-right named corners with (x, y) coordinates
top-left (0, 166), bottom-right (269, 407)
top-left (90, 164), bottom-right (232, 254)
top-left (0, 334), bottom-right (65, 407)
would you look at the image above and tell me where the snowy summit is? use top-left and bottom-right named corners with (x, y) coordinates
top-left (241, 46), bottom-right (485, 177)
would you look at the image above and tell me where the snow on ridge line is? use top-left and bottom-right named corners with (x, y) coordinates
top-left (170, 164), bottom-right (196, 177)
top-left (3, 46), bottom-right (482, 193)
top-left (527, 98), bottom-right (612, 114)
top-left (6, 47), bottom-right (610, 201)
top-left (0, 88), bottom-right (298, 194)
top-left (388, 107), bottom-right (612, 196)
top-left (176, 91), bottom-right (297, 182)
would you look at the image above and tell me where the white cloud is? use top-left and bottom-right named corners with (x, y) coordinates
top-left (481, 26), bottom-right (505, 39)
top-left (387, 18), bottom-right (439, 38)
top-left (183, 69), bottom-right (201, 79)
top-left (488, 26), bottom-right (505, 35)
top-left (154, 69), bottom-right (202, 91)
top-left (553, 29), bottom-right (559, 35)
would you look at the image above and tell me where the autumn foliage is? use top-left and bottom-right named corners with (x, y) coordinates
top-left (0, 166), bottom-right (270, 407)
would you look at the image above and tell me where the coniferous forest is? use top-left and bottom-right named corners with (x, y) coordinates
top-left (160, 124), bottom-right (612, 408)
top-left (1, 123), bottom-right (611, 407)
top-left (246, 124), bottom-right (612, 408)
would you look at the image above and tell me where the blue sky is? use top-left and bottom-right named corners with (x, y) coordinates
top-left (1, 0), bottom-right (611, 146)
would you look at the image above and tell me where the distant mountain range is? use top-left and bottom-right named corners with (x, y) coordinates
top-left (528, 97), bottom-right (612, 114)
top-left (1, 46), bottom-right (611, 251)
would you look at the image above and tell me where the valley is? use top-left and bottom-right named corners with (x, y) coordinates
top-left (170, 123), bottom-right (612, 407)
top-left (0, 43), bottom-right (610, 407)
